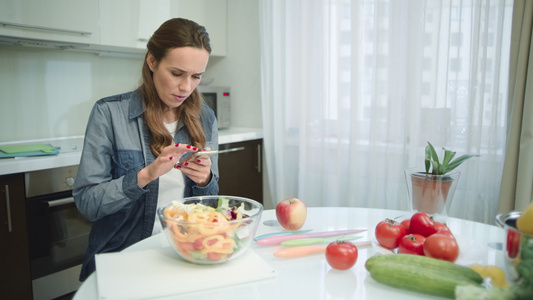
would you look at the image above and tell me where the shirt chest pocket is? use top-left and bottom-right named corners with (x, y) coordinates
top-left (112, 150), bottom-right (144, 178)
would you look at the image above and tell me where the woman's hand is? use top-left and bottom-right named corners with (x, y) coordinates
top-left (176, 147), bottom-right (213, 187)
top-left (137, 143), bottom-right (196, 188)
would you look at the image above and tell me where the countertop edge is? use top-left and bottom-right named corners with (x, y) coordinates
top-left (0, 127), bottom-right (263, 175)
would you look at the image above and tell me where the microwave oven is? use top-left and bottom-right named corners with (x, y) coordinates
top-left (198, 86), bottom-right (231, 129)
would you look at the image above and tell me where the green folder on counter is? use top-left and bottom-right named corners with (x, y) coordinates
top-left (0, 143), bottom-right (60, 158)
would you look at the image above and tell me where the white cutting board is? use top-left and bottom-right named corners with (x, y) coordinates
top-left (95, 247), bottom-right (277, 300)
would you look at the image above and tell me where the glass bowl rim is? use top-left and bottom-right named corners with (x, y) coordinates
top-left (157, 195), bottom-right (264, 225)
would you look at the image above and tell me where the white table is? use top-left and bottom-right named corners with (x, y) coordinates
top-left (73, 207), bottom-right (506, 300)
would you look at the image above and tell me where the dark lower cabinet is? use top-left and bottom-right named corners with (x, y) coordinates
top-left (0, 173), bottom-right (32, 300)
top-left (218, 139), bottom-right (263, 204)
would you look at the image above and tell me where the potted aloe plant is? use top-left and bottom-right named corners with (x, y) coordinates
top-left (405, 142), bottom-right (479, 216)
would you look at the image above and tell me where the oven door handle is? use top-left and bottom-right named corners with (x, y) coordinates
top-left (47, 197), bottom-right (75, 207)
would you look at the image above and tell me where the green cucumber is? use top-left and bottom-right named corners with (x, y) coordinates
top-left (368, 262), bottom-right (479, 299)
top-left (365, 254), bottom-right (483, 284)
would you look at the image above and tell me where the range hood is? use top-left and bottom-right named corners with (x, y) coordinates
top-left (0, 35), bottom-right (89, 49)
top-left (0, 35), bottom-right (144, 58)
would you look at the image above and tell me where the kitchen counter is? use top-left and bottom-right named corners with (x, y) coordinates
top-left (217, 127), bottom-right (263, 144)
top-left (0, 127), bottom-right (263, 175)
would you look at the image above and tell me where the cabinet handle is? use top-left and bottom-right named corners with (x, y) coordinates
top-left (4, 185), bottom-right (12, 233)
top-left (257, 144), bottom-right (261, 173)
top-left (0, 21), bottom-right (92, 36)
top-left (218, 147), bottom-right (245, 154)
top-left (47, 197), bottom-right (75, 208)
top-left (137, 38), bottom-right (149, 42)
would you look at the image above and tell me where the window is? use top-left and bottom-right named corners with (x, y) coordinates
top-left (260, 0), bottom-right (514, 224)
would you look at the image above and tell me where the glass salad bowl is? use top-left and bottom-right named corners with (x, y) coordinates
top-left (158, 195), bottom-right (264, 264)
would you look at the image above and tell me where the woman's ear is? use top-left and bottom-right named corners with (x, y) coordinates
top-left (146, 52), bottom-right (156, 71)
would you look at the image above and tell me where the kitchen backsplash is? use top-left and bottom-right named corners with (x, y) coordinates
top-left (0, 44), bottom-right (143, 142)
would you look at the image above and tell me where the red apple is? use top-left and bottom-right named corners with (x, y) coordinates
top-left (276, 198), bottom-right (307, 231)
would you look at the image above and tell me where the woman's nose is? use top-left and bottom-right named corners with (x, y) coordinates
top-left (178, 77), bottom-right (193, 92)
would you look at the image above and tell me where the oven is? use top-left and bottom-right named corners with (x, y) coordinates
top-left (25, 165), bottom-right (91, 300)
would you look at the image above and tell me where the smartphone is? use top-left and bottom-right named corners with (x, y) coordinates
top-left (179, 150), bottom-right (218, 164)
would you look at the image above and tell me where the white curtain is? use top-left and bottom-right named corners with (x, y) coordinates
top-left (259, 0), bottom-right (514, 224)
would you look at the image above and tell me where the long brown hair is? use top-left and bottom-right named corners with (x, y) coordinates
top-left (140, 18), bottom-right (211, 156)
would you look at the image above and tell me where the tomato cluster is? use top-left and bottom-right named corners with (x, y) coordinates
top-left (375, 212), bottom-right (459, 262)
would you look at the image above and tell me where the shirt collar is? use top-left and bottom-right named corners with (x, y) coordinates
top-left (129, 89), bottom-right (187, 132)
top-left (129, 89), bottom-right (145, 120)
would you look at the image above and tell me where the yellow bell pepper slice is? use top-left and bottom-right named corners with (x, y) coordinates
top-left (470, 265), bottom-right (509, 288)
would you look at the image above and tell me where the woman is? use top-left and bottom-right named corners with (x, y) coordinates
top-left (73, 18), bottom-right (219, 281)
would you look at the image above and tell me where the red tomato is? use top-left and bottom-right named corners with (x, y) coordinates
top-left (434, 222), bottom-right (454, 238)
top-left (436, 230), bottom-right (455, 239)
top-left (325, 240), bottom-right (358, 270)
top-left (207, 252), bottom-right (222, 261)
top-left (178, 242), bottom-right (195, 252)
top-left (400, 219), bottom-right (411, 233)
top-left (423, 233), bottom-right (459, 262)
top-left (375, 219), bottom-right (408, 249)
top-left (193, 238), bottom-right (205, 250)
top-left (409, 212), bottom-right (437, 237)
top-left (506, 230), bottom-right (521, 259)
top-left (434, 222), bottom-right (450, 233)
top-left (398, 234), bottom-right (426, 255)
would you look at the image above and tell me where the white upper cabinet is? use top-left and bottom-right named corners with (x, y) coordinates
top-left (175, 0), bottom-right (227, 57)
top-left (0, 0), bottom-right (99, 45)
top-left (99, 0), bottom-right (227, 56)
top-left (98, 0), bottom-right (174, 52)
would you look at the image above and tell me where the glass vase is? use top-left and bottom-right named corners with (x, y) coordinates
top-left (404, 168), bottom-right (460, 222)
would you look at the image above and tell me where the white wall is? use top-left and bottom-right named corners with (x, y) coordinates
top-left (0, 0), bottom-right (262, 142)
top-left (205, 0), bottom-right (262, 129)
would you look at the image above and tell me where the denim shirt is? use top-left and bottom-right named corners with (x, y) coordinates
top-left (73, 89), bottom-right (219, 281)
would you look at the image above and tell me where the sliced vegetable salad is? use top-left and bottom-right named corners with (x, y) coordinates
top-left (162, 197), bottom-right (252, 262)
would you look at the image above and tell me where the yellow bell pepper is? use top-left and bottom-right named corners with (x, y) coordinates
top-left (517, 202), bottom-right (533, 234)
top-left (470, 265), bottom-right (509, 288)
